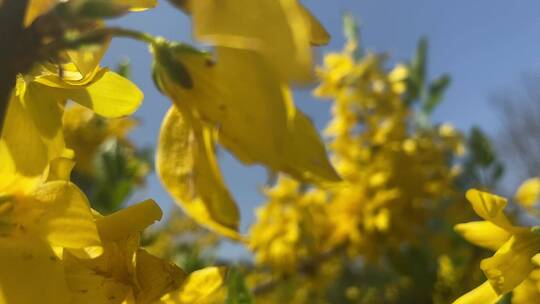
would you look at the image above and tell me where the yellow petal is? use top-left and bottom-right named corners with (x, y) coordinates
top-left (25, 0), bottom-right (57, 26)
top-left (515, 177), bottom-right (540, 208)
top-left (0, 88), bottom-right (64, 194)
top-left (159, 267), bottom-right (226, 304)
top-left (158, 47), bottom-right (288, 171)
top-left (13, 181), bottom-right (102, 257)
top-left (63, 251), bottom-right (132, 304)
top-left (454, 221), bottom-right (512, 251)
top-left (281, 108), bottom-right (341, 183)
top-left (298, 3), bottom-right (330, 46)
top-left (465, 189), bottom-right (515, 231)
top-left (0, 236), bottom-right (71, 304)
top-left (156, 106), bottom-right (241, 239)
top-left (512, 277), bottom-right (540, 304)
top-left (46, 157), bottom-right (75, 182)
top-left (66, 38), bottom-right (111, 79)
top-left (451, 281), bottom-right (500, 304)
top-left (191, 0), bottom-right (314, 82)
top-left (480, 234), bottom-right (540, 294)
top-left (532, 253), bottom-right (540, 267)
top-left (96, 199), bottom-right (162, 242)
top-left (134, 249), bottom-right (186, 303)
top-left (158, 47), bottom-right (339, 184)
top-left (114, 0), bottom-right (158, 11)
top-left (64, 69), bottom-right (143, 118)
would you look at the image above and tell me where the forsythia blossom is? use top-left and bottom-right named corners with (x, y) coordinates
top-left (453, 189), bottom-right (540, 304)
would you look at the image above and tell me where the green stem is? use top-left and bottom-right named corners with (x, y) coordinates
top-left (42, 26), bottom-right (159, 56)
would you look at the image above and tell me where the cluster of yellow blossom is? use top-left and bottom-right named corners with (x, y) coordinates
top-left (249, 178), bottom-right (333, 272)
top-left (249, 40), bottom-right (466, 283)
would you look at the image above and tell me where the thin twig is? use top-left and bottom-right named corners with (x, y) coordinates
top-left (40, 26), bottom-right (157, 58)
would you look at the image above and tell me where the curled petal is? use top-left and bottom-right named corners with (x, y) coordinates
top-left (452, 281), bottom-right (500, 304)
top-left (96, 199), bottom-right (163, 242)
top-left (465, 189), bottom-right (516, 231)
top-left (156, 106), bottom-right (241, 239)
top-left (454, 221), bottom-right (511, 251)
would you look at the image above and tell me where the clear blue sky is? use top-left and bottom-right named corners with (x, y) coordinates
top-left (102, 1), bottom-right (540, 255)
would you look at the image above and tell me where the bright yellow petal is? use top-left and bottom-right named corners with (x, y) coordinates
top-left (465, 189), bottom-right (516, 231)
top-left (96, 199), bottom-right (162, 242)
top-left (156, 106), bottom-right (241, 239)
top-left (515, 177), bottom-right (540, 208)
top-left (191, 0), bottom-right (314, 82)
top-left (114, 0), bottom-right (157, 11)
top-left (66, 38), bottom-right (111, 79)
top-left (212, 48), bottom-right (289, 169)
top-left (64, 69), bottom-right (143, 118)
top-left (512, 276), bottom-right (540, 304)
top-left (451, 281), bottom-right (500, 304)
top-left (298, 3), bottom-right (330, 46)
top-left (25, 0), bottom-right (57, 26)
top-left (281, 108), bottom-right (341, 183)
top-left (159, 267), bottom-right (226, 304)
top-left (134, 249), bottom-right (186, 303)
top-left (480, 234), bottom-right (540, 294)
top-left (532, 253), bottom-right (540, 267)
top-left (0, 236), bottom-right (71, 304)
top-left (13, 180), bottom-right (102, 257)
top-left (63, 251), bottom-right (132, 304)
top-left (46, 157), bottom-right (76, 182)
top-left (454, 221), bottom-right (512, 251)
top-left (0, 86), bottom-right (64, 193)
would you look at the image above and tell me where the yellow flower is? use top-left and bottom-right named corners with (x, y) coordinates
top-left (188, 0), bottom-right (329, 82)
top-left (153, 43), bottom-right (338, 238)
top-left (515, 177), bottom-right (540, 208)
top-left (249, 178), bottom-right (333, 272)
top-left (452, 189), bottom-right (540, 304)
top-left (0, 157), bottom-right (102, 304)
top-left (63, 199), bottom-right (226, 304)
top-left (0, 50), bottom-right (142, 190)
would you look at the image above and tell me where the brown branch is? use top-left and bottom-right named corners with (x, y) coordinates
top-left (0, 0), bottom-right (29, 136)
top-left (252, 242), bottom-right (348, 296)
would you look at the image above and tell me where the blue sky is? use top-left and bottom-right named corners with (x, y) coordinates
top-left (102, 1), bottom-right (540, 255)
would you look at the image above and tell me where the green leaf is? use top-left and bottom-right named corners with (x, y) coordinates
top-left (491, 162), bottom-right (505, 183)
top-left (115, 58), bottom-right (131, 79)
top-left (226, 268), bottom-right (253, 304)
top-left (413, 37), bottom-right (428, 91)
top-left (343, 12), bottom-right (359, 44)
top-left (423, 74), bottom-right (451, 114)
top-left (469, 127), bottom-right (496, 167)
top-left (406, 37), bottom-right (428, 104)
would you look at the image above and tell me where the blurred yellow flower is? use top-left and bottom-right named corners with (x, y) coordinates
top-left (453, 189), bottom-right (540, 304)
